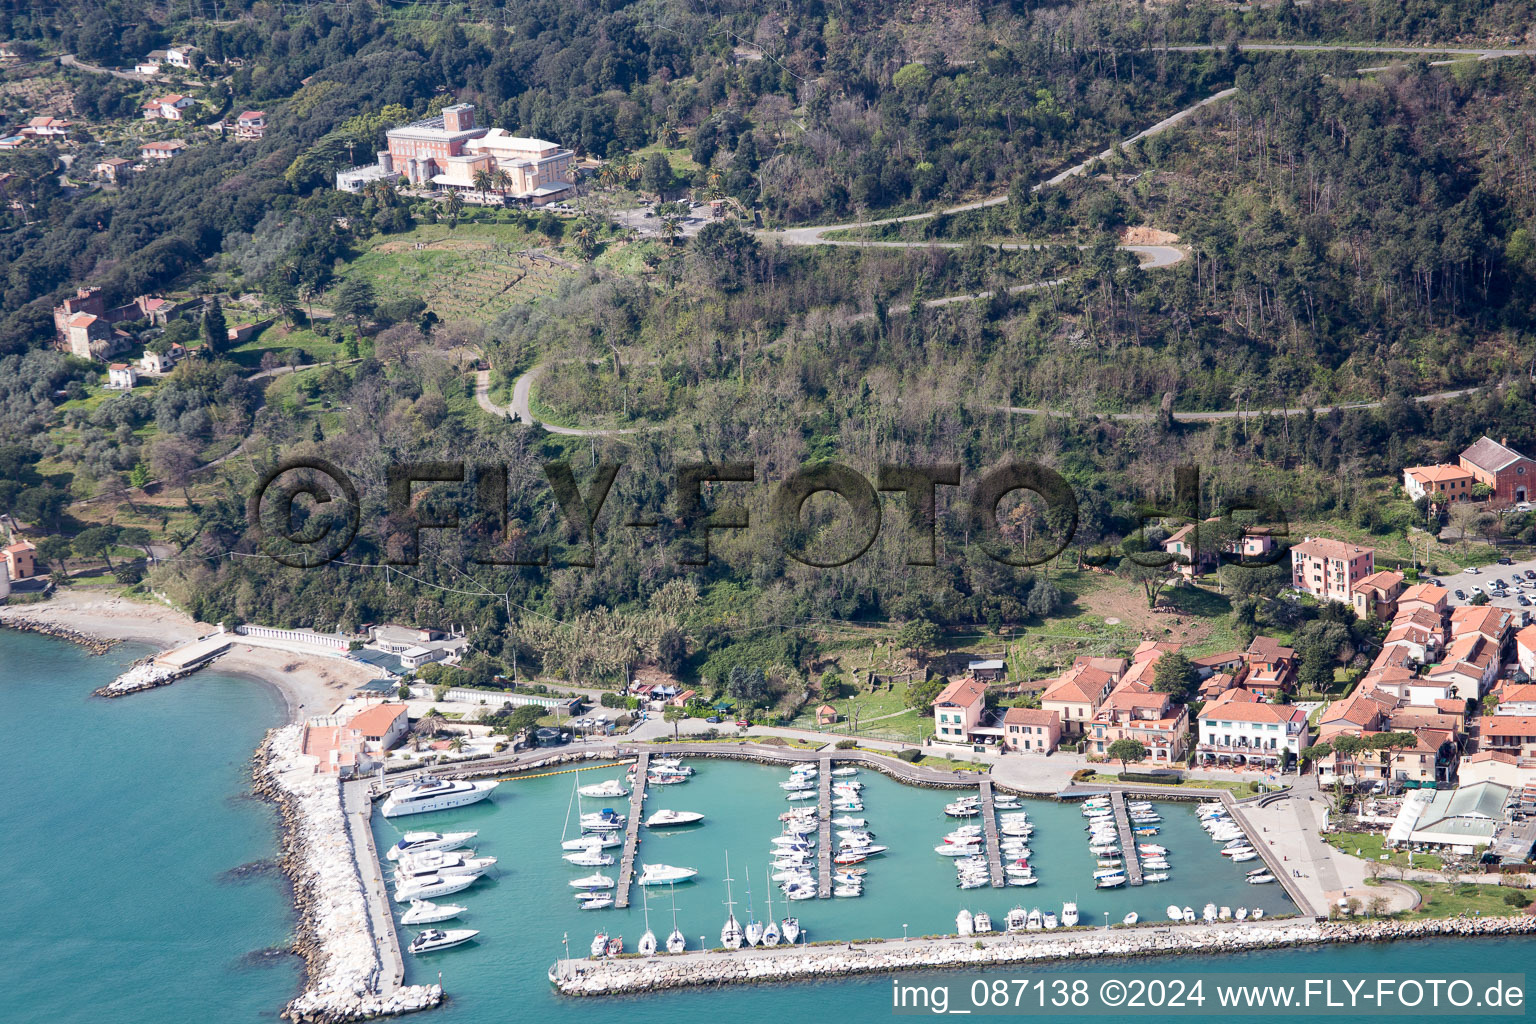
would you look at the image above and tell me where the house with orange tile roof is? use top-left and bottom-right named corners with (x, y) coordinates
top-left (930, 677), bottom-right (989, 744)
top-left (2, 539), bottom-right (37, 580)
top-left (1397, 583), bottom-right (1448, 618)
top-left (347, 702), bottom-right (409, 751)
top-left (1086, 690), bottom-right (1188, 763)
top-left (1205, 686), bottom-right (1263, 708)
top-left (1458, 749), bottom-right (1534, 788)
top-left (1316, 688), bottom-right (1394, 741)
top-left (1382, 607), bottom-right (1448, 663)
top-left (1196, 699), bottom-right (1309, 768)
top-left (1402, 463), bottom-right (1475, 503)
top-left (1352, 569), bottom-right (1405, 620)
top-left (1492, 680), bottom-right (1536, 714)
top-left (1002, 706), bottom-right (1060, 754)
top-left (1481, 715), bottom-right (1536, 757)
top-left (1451, 605), bottom-right (1515, 647)
top-left (1040, 664), bottom-right (1115, 739)
top-left (1242, 635), bottom-right (1297, 696)
top-left (1514, 627), bottom-right (1536, 680)
top-left (1291, 536), bottom-right (1375, 604)
top-left (1424, 633), bottom-right (1500, 700)
top-left (1197, 671), bottom-right (1241, 700)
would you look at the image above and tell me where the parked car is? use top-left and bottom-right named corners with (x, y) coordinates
top-left (735, 719), bottom-right (750, 728)
top-left (1455, 589), bottom-right (1467, 600)
top-left (706, 715), bottom-right (722, 723)
top-left (1498, 557), bottom-right (1514, 565)
top-left (1472, 586), bottom-right (1484, 595)
top-left (1520, 595), bottom-right (1531, 607)
top-left (1465, 566), bottom-right (1481, 574)
top-left (1496, 578), bottom-right (1508, 588)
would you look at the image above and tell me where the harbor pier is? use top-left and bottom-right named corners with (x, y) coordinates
top-left (615, 751), bottom-right (649, 909)
top-left (977, 778), bottom-right (1004, 887)
top-left (816, 753), bottom-right (833, 898)
top-left (1109, 791), bottom-right (1144, 885)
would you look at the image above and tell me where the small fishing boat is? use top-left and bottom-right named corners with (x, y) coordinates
top-left (1167, 903), bottom-right (1184, 919)
top-left (1247, 873), bottom-right (1276, 884)
top-left (1143, 872), bottom-right (1170, 882)
top-left (578, 894), bottom-right (614, 910)
top-left (1042, 912), bottom-right (1058, 930)
top-left (831, 767), bottom-right (859, 777)
top-left (1123, 912), bottom-right (1138, 925)
top-left (1235, 907), bottom-right (1248, 921)
top-left (957, 909), bottom-right (974, 936)
top-left (578, 779), bottom-right (629, 799)
top-left (1182, 906), bottom-right (1195, 922)
top-left (831, 816), bottom-right (866, 827)
top-left (562, 833), bottom-right (622, 851)
top-left (1202, 903), bottom-right (1218, 923)
top-left (1219, 906), bottom-right (1231, 920)
top-left (1231, 851), bottom-right (1259, 863)
top-left (408, 928), bottom-right (478, 954)
top-left (1096, 874), bottom-right (1127, 889)
top-left (1137, 844), bottom-right (1168, 855)
top-left (1253, 908), bottom-right (1265, 919)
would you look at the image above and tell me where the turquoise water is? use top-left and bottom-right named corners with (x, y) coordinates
top-left (4, 627), bottom-right (1533, 1023)
top-left (0, 630), bottom-right (298, 1023)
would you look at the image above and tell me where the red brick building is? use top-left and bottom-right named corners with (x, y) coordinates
top-left (1460, 436), bottom-right (1536, 506)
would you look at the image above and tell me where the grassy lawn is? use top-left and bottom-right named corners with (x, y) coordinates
top-left (224, 324), bottom-right (346, 369)
top-left (328, 220), bottom-right (576, 323)
top-left (1393, 880), bottom-right (1533, 920)
top-left (1325, 830), bottom-right (1444, 871)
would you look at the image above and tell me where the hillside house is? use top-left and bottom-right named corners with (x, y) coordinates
top-left (1002, 706), bottom-right (1060, 753)
top-left (1403, 463), bottom-right (1475, 503)
top-left (1460, 436), bottom-right (1536, 506)
top-left (141, 139), bottom-right (186, 160)
top-left (142, 94), bottom-right (194, 120)
top-left (930, 677), bottom-right (989, 745)
top-left (1292, 536), bottom-right (1375, 604)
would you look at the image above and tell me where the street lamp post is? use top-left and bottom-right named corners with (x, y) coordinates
top-left (903, 922), bottom-right (909, 941)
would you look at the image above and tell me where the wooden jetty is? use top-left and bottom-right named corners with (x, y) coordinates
top-left (615, 750), bottom-right (649, 908)
top-left (978, 778), bottom-right (1005, 887)
top-left (817, 754), bottom-right (833, 899)
top-left (1109, 790), bottom-right (1144, 886)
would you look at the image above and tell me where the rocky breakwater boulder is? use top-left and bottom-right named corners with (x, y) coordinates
top-left (552, 920), bottom-right (1334, 996)
top-left (94, 658), bottom-right (183, 697)
top-left (257, 725), bottom-right (442, 1022)
top-left (1329, 915), bottom-right (1536, 943)
top-left (0, 613), bottom-right (116, 654)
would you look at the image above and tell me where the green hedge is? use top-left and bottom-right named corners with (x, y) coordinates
top-left (1119, 771), bottom-right (1182, 784)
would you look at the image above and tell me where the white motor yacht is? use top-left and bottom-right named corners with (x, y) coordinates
top-left (1005, 907), bottom-right (1028, 932)
top-left (568, 873), bottom-right (616, 889)
top-left (1025, 908), bottom-right (1044, 931)
top-left (561, 833), bottom-right (621, 851)
top-left (580, 810), bottom-right (626, 831)
top-left (645, 809), bottom-right (706, 828)
top-left (638, 864), bottom-right (699, 885)
top-left (1166, 904), bottom-right (1183, 921)
top-left (578, 779), bottom-right (629, 799)
top-left (382, 777), bottom-right (498, 818)
top-left (956, 909), bottom-right (974, 936)
top-left (408, 928), bottom-right (478, 954)
top-left (578, 894), bottom-right (614, 910)
top-left (1042, 912), bottom-right (1058, 930)
top-left (395, 872), bottom-right (480, 903)
top-left (386, 831), bottom-right (479, 861)
top-left (1061, 901), bottom-right (1079, 926)
top-left (394, 849), bottom-right (496, 879)
top-left (400, 899), bottom-right (465, 925)
top-left (562, 849), bottom-right (615, 867)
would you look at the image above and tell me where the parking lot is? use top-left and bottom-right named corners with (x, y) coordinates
top-left (1441, 550), bottom-right (1536, 618)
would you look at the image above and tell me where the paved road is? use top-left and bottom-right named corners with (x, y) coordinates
top-left (343, 779), bottom-right (405, 995)
top-left (474, 366), bottom-right (639, 436)
top-left (60, 53), bottom-right (160, 82)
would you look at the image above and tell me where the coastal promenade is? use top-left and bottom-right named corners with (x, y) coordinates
top-left (615, 751), bottom-right (648, 909)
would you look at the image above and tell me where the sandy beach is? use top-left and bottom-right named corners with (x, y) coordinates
top-left (0, 591), bottom-right (374, 722)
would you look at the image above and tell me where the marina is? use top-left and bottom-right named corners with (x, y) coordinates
top-left (977, 778), bottom-right (1005, 888)
top-left (1108, 791), bottom-right (1144, 886)
top-left (816, 754), bottom-right (832, 899)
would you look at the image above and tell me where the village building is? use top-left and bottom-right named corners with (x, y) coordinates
top-left (929, 677), bottom-right (988, 745)
top-left (20, 116), bottom-right (70, 138)
top-left (142, 94), bottom-right (194, 120)
top-left (967, 659), bottom-right (1006, 681)
top-left (2, 540), bottom-right (37, 580)
top-left (94, 157), bottom-right (132, 182)
top-left (1351, 569), bottom-right (1405, 620)
top-left (1196, 700), bottom-right (1309, 768)
top-left (346, 703), bottom-right (409, 752)
top-left (336, 103), bottom-right (575, 204)
top-left (135, 50), bottom-right (168, 74)
top-left (1460, 436), bottom-right (1536, 506)
top-left (1087, 690), bottom-right (1188, 764)
top-left (52, 288), bottom-right (179, 358)
top-left (165, 45), bottom-right (197, 68)
top-left (1002, 706), bottom-right (1060, 754)
top-left (235, 110), bottom-right (266, 139)
top-left (1402, 463), bottom-right (1475, 503)
top-left (106, 363), bottom-right (138, 389)
top-left (141, 139), bottom-right (187, 160)
top-left (1242, 635), bottom-right (1298, 696)
top-left (1039, 663), bottom-right (1116, 739)
top-left (1292, 536), bottom-right (1376, 604)
top-left (1387, 782), bottom-right (1512, 850)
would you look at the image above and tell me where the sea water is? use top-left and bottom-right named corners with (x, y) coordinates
top-left (4, 628), bottom-right (1532, 1024)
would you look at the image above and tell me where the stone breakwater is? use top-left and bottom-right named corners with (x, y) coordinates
top-left (256, 725), bottom-right (442, 1022)
top-left (549, 915), bottom-right (1536, 996)
top-left (93, 655), bottom-right (213, 697)
top-left (0, 614), bottom-right (116, 654)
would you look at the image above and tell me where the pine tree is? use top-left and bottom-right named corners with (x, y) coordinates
top-left (201, 297), bottom-right (228, 353)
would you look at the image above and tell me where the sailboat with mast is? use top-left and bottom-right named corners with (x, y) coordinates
top-left (744, 869), bottom-right (763, 947)
top-left (761, 866), bottom-right (781, 946)
top-left (721, 852), bottom-right (744, 949)
top-left (666, 882), bottom-right (686, 953)
top-left (637, 886), bottom-right (657, 956)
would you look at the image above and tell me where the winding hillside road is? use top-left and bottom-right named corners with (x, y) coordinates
top-left (488, 42), bottom-right (1534, 434)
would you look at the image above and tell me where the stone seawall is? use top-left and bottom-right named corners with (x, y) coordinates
top-left (0, 615), bottom-right (116, 654)
top-left (92, 655), bottom-right (216, 697)
top-left (549, 915), bottom-right (1536, 996)
top-left (255, 726), bottom-right (442, 1022)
